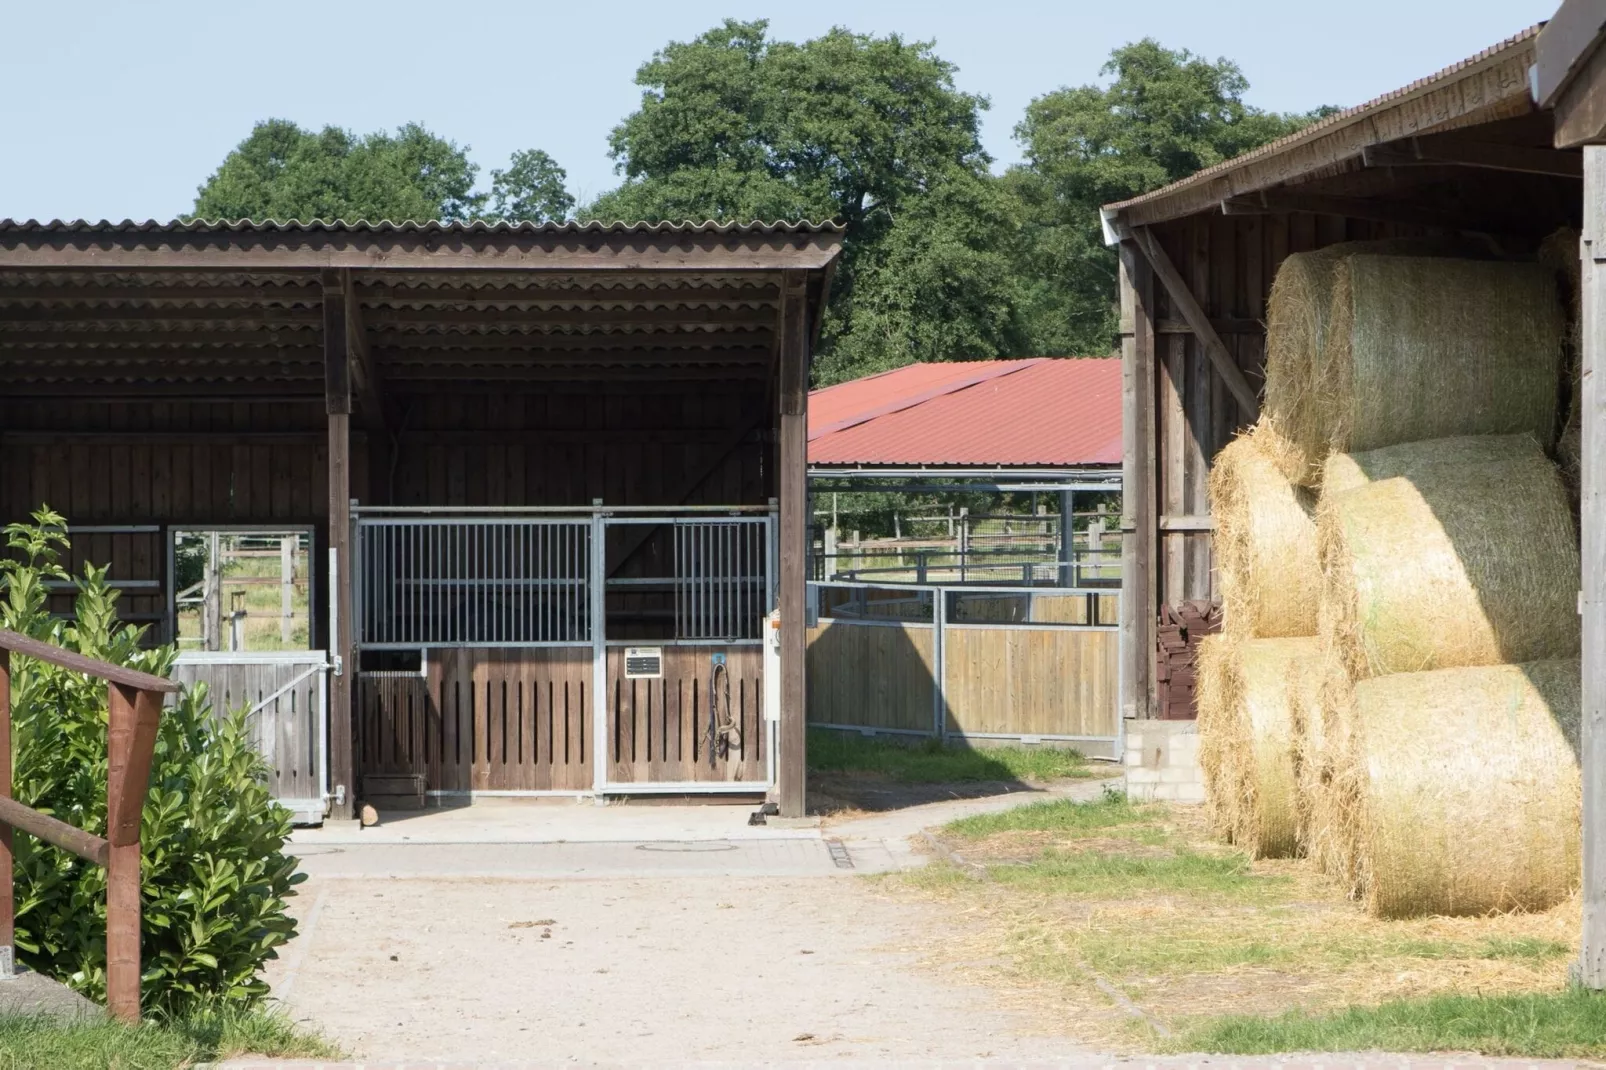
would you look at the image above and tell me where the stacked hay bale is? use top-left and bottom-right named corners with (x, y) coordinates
top-left (1198, 245), bottom-right (1582, 917)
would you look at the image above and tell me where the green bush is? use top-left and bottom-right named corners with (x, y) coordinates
top-left (1, 508), bottom-right (303, 1014)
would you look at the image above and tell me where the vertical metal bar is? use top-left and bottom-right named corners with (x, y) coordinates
top-left (591, 514), bottom-right (608, 793)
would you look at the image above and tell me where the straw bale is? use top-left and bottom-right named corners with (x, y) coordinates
top-left (1224, 637), bottom-right (1319, 859)
top-left (1318, 433), bottom-right (1544, 499)
top-left (1208, 422), bottom-right (1320, 638)
top-left (1291, 256), bottom-right (1563, 468)
top-left (1193, 633), bottom-right (1239, 841)
top-left (1317, 434), bottom-right (1580, 679)
top-left (1305, 648), bottom-right (1362, 890)
top-left (1262, 239), bottom-right (1496, 483)
top-left (1340, 659), bottom-right (1581, 918)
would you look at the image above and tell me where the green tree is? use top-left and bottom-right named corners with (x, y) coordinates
top-left (585, 19), bottom-right (1027, 383)
top-left (1009, 39), bottom-right (1334, 356)
top-left (487, 149), bottom-right (575, 223)
top-left (191, 120), bottom-right (574, 226)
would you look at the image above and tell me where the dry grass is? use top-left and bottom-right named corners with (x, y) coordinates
top-left (885, 794), bottom-right (1579, 1051)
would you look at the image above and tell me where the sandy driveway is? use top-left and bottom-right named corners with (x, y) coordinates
top-left (262, 790), bottom-right (1103, 1064)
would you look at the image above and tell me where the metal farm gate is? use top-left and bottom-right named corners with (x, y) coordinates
top-left (352, 507), bottom-right (777, 799)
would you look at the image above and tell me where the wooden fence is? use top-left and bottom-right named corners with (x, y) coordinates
top-left (805, 583), bottom-right (1120, 755)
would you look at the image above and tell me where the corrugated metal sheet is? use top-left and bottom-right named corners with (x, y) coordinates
top-left (0, 217), bottom-right (844, 235)
top-left (1104, 23), bottom-right (1542, 218)
top-left (809, 358), bottom-right (1121, 467)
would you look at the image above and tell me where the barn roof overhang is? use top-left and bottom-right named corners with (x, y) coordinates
top-left (1098, 25), bottom-right (1579, 237)
top-left (0, 219), bottom-right (845, 412)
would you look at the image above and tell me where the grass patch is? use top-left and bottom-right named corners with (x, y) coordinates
top-left (991, 847), bottom-right (1267, 899)
top-left (1169, 988), bottom-right (1606, 1058)
top-left (944, 789), bottom-right (1149, 839)
top-left (0, 1005), bottom-right (339, 1070)
top-left (807, 729), bottom-right (1091, 783)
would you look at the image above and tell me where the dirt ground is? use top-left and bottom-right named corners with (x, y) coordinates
top-left (265, 871), bottom-right (1089, 1064)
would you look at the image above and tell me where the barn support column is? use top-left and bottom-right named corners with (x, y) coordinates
top-left (1117, 240), bottom-right (1157, 720)
top-left (1577, 145), bottom-right (1606, 989)
top-left (323, 274), bottom-right (355, 823)
top-left (776, 269), bottom-right (809, 818)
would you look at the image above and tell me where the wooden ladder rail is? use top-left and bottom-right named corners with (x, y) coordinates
top-left (0, 628), bottom-right (178, 1023)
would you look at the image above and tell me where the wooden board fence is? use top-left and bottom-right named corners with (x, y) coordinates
top-left (805, 621), bottom-right (936, 733)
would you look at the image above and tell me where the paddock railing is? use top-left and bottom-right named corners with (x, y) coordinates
top-left (0, 629), bottom-right (178, 1022)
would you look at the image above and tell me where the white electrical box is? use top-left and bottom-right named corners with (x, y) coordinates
top-left (763, 610), bottom-right (781, 723)
top-left (623, 647), bottom-right (663, 679)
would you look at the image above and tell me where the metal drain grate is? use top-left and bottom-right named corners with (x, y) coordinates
top-left (826, 839), bottom-right (854, 869)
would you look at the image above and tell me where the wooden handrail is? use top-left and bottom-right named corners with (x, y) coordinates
top-left (0, 630), bottom-right (170, 1023)
top-left (0, 630), bottom-right (178, 693)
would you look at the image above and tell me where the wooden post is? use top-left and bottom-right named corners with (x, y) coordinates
top-left (325, 275), bottom-right (355, 822)
top-left (1579, 144), bottom-right (1606, 989)
top-left (776, 270), bottom-right (809, 818)
top-left (1119, 240), bottom-right (1157, 720)
top-left (280, 536), bottom-right (295, 645)
top-left (105, 683), bottom-right (160, 1022)
top-left (0, 647), bottom-right (11, 979)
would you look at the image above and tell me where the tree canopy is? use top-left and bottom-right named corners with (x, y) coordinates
top-left (1007, 40), bottom-right (1333, 358)
top-left (187, 32), bottom-right (1329, 384)
top-left (190, 120), bottom-right (573, 225)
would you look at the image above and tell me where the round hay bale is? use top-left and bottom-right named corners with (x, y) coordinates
top-left (1341, 659), bottom-right (1581, 919)
top-left (1317, 434), bottom-right (1580, 679)
top-left (1224, 637), bottom-right (1319, 859)
top-left (1193, 633), bottom-right (1239, 841)
top-left (1302, 648), bottom-right (1362, 890)
top-left (1208, 423), bottom-right (1320, 638)
top-left (1263, 239), bottom-right (1497, 483)
top-left (1286, 256), bottom-right (1563, 469)
top-left (1318, 433), bottom-right (1542, 499)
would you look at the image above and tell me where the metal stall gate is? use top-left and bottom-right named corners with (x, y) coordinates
top-left (353, 507), bottom-right (776, 799)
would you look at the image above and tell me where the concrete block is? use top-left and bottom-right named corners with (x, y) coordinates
top-left (1174, 783), bottom-right (1207, 804)
top-left (1123, 768), bottom-right (1161, 785)
top-left (1160, 767), bottom-right (1197, 785)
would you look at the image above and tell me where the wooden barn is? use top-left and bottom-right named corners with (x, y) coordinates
top-left (0, 218), bottom-right (842, 820)
top-left (1100, 11), bottom-right (1605, 982)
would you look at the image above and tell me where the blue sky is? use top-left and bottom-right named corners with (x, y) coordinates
top-left (2, 0), bottom-right (1557, 222)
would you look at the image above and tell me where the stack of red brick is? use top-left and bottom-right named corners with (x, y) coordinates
top-left (1155, 600), bottom-right (1222, 719)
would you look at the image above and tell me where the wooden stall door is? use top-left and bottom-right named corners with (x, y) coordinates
top-left (359, 648), bottom-right (593, 793)
top-left (604, 645), bottom-right (767, 786)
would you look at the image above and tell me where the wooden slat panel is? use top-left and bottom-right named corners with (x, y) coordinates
top-left (603, 644), bottom-right (765, 785)
top-left (169, 658), bottom-right (324, 803)
top-left (804, 622), bottom-right (935, 733)
top-left (942, 628), bottom-right (1119, 739)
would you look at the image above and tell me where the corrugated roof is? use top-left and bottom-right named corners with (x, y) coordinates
top-left (1104, 23), bottom-right (1542, 223)
top-left (0, 218), bottom-right (843, 235)
top-left (809, 358), bottom-right (1122, 467)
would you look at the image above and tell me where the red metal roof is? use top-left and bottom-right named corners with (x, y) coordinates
top-left (809, 357), bottom-right (1122, 468)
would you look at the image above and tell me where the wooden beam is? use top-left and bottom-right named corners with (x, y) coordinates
top-left (1155, 317), bottom-right (1264, 336)
top-left (1535, 0), bottom-right (1606, 107)
top-left (384, 364), bottom-right (770, 383)
top-left (0, 383), bottom-right (323, 401)
top-left (1128, 227), bottom-right (1259, 418)
top-left (1556, 35), bottom-right (1606, 148)
top-left (0, 329), bottom-right (320, 346)
top-left (373, 330), bottom-right (775, 351)
top-left (0, 283), bottom-right (320, 303)
top-left (334, 270), bottom-right (396, 434)
top-left (359, 282), bottom-right (783, 305)
top-left (1577, 143), bottom-right (1606, 990)
top-left (0, 306), bottom-right (320, 325)
top-left (1221, 190), bottom-right (1483, 231)
top-left (1362, 139), bottom-right (1583, 179)
top-left (776, 268), bottom-right (809, 819)
top-left (324, 283), bottom-right (355, 823)
top-left (1158, 514), bottom-right (1216, 532)
top-left (364, 307), bottom-right (776, 327)
top-left (0, 630), bottom-right (178, 693)
top-left (1118, 240), bottom-right (1157, 720)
